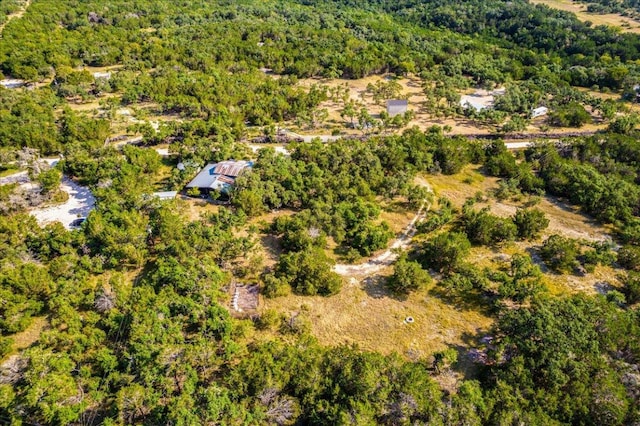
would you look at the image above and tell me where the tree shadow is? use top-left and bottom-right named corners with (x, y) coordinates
top-left (384, 199), bottom-right (410, 214)
top-left (260, 234), bottom-right (282, 262)
top-left (361, 274), bottom-right (409, 302)
top-left (525, 246), bottom-right (550, 274)
top-left (427, 285), bottom-right (496, 317)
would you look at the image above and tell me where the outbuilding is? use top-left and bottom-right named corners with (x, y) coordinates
top-left (386, 99), bottom-right (408, 117)
top-left (531, 106), bottom-right (549, 119)
top-left (152, 191), bottom-right (178, 200)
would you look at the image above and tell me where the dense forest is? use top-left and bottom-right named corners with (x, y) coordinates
top-left (2, 0), bottom-right (640, 424)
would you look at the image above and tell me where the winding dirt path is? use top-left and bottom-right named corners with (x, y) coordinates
top-left (333, 177), bottom-right (432, 278)
top-left (0, 0), bottom-right (31, 38)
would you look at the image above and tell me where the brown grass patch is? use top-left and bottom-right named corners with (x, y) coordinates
top-left (530, 0), bottom-right (640, 33)
top-left (178, 197), bottom-right (220, 222)
top-left (2, 316), bottom-right (49, 362)
top-left (293, 74), bottom-right (609, 137)
top-left (261, 272), bottom-right (493, 358)
top-left (427, 165), bottom-right (618, 294)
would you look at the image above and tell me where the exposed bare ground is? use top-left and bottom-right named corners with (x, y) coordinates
top-left (178, 197), bottom-right (220, 222)
top-left (530, 0), bottom-right (640, 33)
top-left (30, 177), bottom-right (96, 229)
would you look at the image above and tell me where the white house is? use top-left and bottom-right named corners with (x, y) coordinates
top-left (386, 99), bottom-right (408, 117)
top-left (531, 106), bottom-right (549, 119)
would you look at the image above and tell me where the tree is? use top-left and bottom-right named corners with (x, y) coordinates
top-left (387, 253), bottom-right (432, 295)
top-left (273, 247), bottom-right (342, 296)
top-left (497, 254), bottom-right (546, 302)
top-left (548, 102), bottom-right (592, 127)
top-left (617, 244), bottom-right (640, 271)
top-left (540, 234), bottom-right (579, 273)
top-left (462, 207), bottom-right (517, 246)
top-left (607, 114), bottom-right (639, 135)
top-left (340, 100), bottom-right (358, 128)
top-left (421, 231), bottom-right (471, 273)
top-left (36, 168), bottom-right (62, 194)
top-left (513, 208), bottom-right (549, 240)
top-left (407, 185), bottom-right (433, 210)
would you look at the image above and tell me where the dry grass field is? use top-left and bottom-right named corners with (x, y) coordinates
top-left (295, 74), bottom-right (609, 137)
top-left (428, 165), bottom-right (620, 294)
top-left (530, 0), bottom-right (640, 33)
top-left (261, 272), bottom-right (494, 359)
top-left (1, 316), bottom-right (48, 362)
top-left (259, 165), bottom-right (621, 357)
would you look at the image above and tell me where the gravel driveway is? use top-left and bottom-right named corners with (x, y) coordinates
top-left (30, 178), bottom-right (95, 229)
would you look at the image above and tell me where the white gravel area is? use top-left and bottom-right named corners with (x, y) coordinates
top-left (0, 170), bottom-right (28, 185)
top-left (30, 178), bottom-right (95, 229)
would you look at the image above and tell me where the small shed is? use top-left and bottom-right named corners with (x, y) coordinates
top-left (460, 97), bottom-right (489, 112)
top-left (531, 106), bottom-right (549, 119)
top-left (152, 191), bottom-right (177, 200)
top-left (386, 99), bottom-right (408, 117)
top-left (0, 79), bottom-right (25, 89)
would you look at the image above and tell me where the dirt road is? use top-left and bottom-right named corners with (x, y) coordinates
top-left (0, 0), bottom-right (31, 38)
top-left (333, 177), bottom-right (432, 277)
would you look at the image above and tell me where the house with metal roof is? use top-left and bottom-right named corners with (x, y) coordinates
top-left (386, 99), bottom-right (408, 117)
top-left (185, 160), bottom-right (253, 196)
top-left (531, 106), bottom-right (549, 119)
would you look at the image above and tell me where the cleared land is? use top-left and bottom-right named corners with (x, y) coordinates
top-left (1, 316), bottom-right (48, 363)
top-left (530, 0), bottom-right (640, 33)
top-left (428, 165), bottom-right (620, 294)
top-left (262, 273), bottom-right (493, 358)
top-left (295, 74), bottom-right (608, 137)
top-left (259, 162), bottom-right (620, 355)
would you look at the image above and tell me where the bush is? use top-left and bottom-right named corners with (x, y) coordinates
top-left (387, 253), bottom-right (432, 295)
top-left (622, 271), bottom-right (640, 304)
top-left (421, 231), bottom-right (471, 273)
top-left (540, 235), bottom-right (579, 273)
top-left (617, 245), bottom-right (640, 271)
top-left (0, 336), bottom-right (13, 359)
top-left (262, 274), bottom-right (291, 298)
top-left (463, 207), bottom-right (517, 246)
top-left (513, 208), bottom-right (549, 240)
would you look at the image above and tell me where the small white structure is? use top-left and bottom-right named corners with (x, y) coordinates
top-left (93, 72), bottom-right (112, 80)
top-left (460, 97), bottom-right (488, 112)
top-left (386, 99), bottom-right (408, 117)
top-left (531, 106), bottom-right (549, 119)
top-left (0, 79), bottom-right (25, 89)
top-left (152, 191), bottom-right (177, 200)
top-left (460, 87), bottom-right (505, 112)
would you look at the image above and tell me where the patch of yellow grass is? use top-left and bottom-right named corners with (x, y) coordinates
top-left (178, 197), bottom-right (221, 222)
top-left (262, 273), bottom-right (493, 358)
top-left (530, 0), bottom-right (640, 33)
top-left (2, 316), bottom-right (49, 362)
top-left (379, 201), bottom-right (416, 234)
top-left (426, 164), bottom-right (618, 295)
top-left (428, 166), bottom-right (497, 207)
